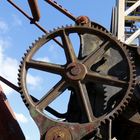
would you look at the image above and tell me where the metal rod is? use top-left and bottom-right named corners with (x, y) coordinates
top-left (0, 76), bottom-right (20, 93)
top-left (28, 0), bottom-right (41, 22)
top-left (45, 0), bottom-right (76, 21)
top-left (0, 75), bottom-right (66, 118)
top-left (125, 28), bottom-right (140, 44)
top-left (109, 119), bottom-right (112, 140)
top-left (7, 0), bottom-right (47, 33)
top-left (7, 0), bottom-right (63, 47)
top-left (31, 95), bottom-right (67, 118)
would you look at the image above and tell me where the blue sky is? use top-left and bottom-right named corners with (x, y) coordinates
top-left (0, 0), bottom-right (115, 139)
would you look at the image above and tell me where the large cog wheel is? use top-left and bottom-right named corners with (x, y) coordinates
top-left (18, 25), bottom-right (136, 138)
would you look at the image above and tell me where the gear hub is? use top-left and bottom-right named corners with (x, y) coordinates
top-left (66, 63), bottom-right (87, 80)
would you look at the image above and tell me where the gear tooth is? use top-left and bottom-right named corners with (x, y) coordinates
top-left (69, 24), bottom-right (72, 27)
top-left (24, 53), bottom-right (27, 57)
top-left (23, 98), bottom-right (27, 103)
top-left (133, 75), bottom-right (136, 79)
top-left (130, 57), bottom-right (134, 61)
top-left (29, 46), bottom-right (32, 49)
top-left (26, 48), bottom-right (31, 53)
top-left (105, 119), bottom-right (109, 123)
top-left (130, 89), bottom-right (134, 93)
top-left (49, 30), bottom-right (53, 33)
top-left (18, 68), bottom-right (21, 72)
top-left (31, 43), bottom-right (34, 46)
top-left (109, 116), bottom-right (114, 120)
top-left (103, 86), bottom-right (109, 110)
top-left (20, 60), bottom-right (24, 65)
top-left (18, 73), bottom-right (21, 77)
top-left (129, 92), bottom-right (133, 96)
top-left (21, 95), bottom-right (24, 98)
top-left (61, 25), bottom-right (65, 28)
top-left (19, 64), bottom-right (22, 69)
top-left (17, 78), bottom-right (21, 82)
top-left (19, 89), bottom-right (23, 94)
top-left (18, 87), bottom-right (22, 92)
top-left (120, 105), bottom-right (125, 110)
top-left (35, 39), bottom-right (38, 43)
top-left (42, 34), bottom-right (46, 38)
top-left (38, 37), bottom-right (41, 40)
top-left (117, 109), bottom-right (122, 114)
top-left (126, 97), bottom-right (131, 102)
top-left (26, 103), bottom-right (30, 109)
top-left (53, 28), bottom-right (56, 31)
top-left (101, 120), bottom-right (105, 125)
top-left (114, 112), bottom-right (118, 117)
top-left (18, 81), bottom-right (21, 85)
top-left (21, 57), bottom-right (24, 60)
top-left (123, 101), bottom-right (128, 106)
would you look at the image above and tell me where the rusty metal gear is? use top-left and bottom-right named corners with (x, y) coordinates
top-left (18, 25), bottom-right (136, 139)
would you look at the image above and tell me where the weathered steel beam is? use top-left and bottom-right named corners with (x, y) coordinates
top-left (45, 0), bottom-right (76, 21)
top-left (28, 0), bottom-right (41, 22)
top-left (7, 0), bottom-right (63, 47)
top-left (0, 86), bottom-right (25, 140)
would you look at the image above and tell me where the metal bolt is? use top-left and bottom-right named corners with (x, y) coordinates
top-left (70, 66), bottom-right (81, 76)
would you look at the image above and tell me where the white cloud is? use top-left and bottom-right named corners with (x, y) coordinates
top-left (0, 40), bottom-right (18, 95)
top-left (0, 38), bottom-right (42, 95)
top-left (26, 136), bottom-right (30, 140)
top-left (14, 112), bottom-right (28, 123)
top-left (27, 74), bottom-right (42, 87)
top-left (36, 56), bottom-right (50, 62)
top-left (0, 20), bottom-right (8, 33)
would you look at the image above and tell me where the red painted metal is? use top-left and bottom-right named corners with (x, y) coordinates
top-left (0, 86), bottom-right (25, 140)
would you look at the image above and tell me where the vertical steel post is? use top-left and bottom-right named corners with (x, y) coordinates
top-left (117, 0), bottom-right (125, 42)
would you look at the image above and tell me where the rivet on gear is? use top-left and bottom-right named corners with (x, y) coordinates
top-left (45, 126), bottom-right (72, 140)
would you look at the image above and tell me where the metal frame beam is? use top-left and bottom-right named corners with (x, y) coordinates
top-left (112, 0), bottom-right (140, 46)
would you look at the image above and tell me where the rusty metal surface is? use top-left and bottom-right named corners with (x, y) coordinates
top-left (45, 0), bottom-right (76, 21)
top-left (2, 1), bottom-right (140, 139)
top-left (0, 86), bottom-right (25, 140)
top-left (18, 25), bottom-right (136, 139)
top-left (7, 0), bottom-right (63, 47)
top-left (27, 0), bottom-right (40, 22)
top-left (45, 126), bottom-right (72, 140)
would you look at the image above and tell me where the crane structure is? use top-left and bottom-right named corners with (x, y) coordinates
top-left (0, 0), bottom-right (140, 140)
top-left (110, 1), bottom-right (140, 140)
top-left (111, 0), bottom-right (140, 45)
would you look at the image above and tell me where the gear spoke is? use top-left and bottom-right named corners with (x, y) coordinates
top-left (86, 71), bottom-right (128, 88)
top-left (26, 60), bottom-right (65, 76)
top-left (36, 79), bottom-right (67, 110)
top-left (82, 40), bottom-right (111, 67)
top-left (75, 81), bottom-right (96, 122)
top-left (61, 30), bottom-right (77, 63)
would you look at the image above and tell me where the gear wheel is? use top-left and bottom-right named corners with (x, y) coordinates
top-left (18, 25), bottom-right (136, 138)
